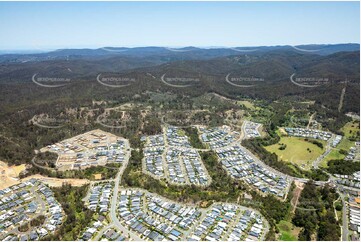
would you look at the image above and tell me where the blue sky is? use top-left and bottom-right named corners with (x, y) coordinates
top-left (0, 1), bottom-right (359, 50)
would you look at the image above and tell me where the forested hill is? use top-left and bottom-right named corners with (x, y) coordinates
top-left (0, 45), bottom-right (359, 167)
top-left (0, 49), bottom-right (359, 84)
top-left (0, 46), bottom-right (359, 114)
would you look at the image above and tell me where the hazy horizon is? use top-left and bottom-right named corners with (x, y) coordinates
top-left (0, 43), bottom-right (360, 55)
top-left (0, 1), bottom-right (359, 50)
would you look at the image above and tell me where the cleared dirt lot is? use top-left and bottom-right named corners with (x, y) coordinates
top-left (1, 160), bottom-right (90, 189)
top-left (0, 160), bottom-right (26, 189)
top-left (21, 174), bottom-right (90, 187)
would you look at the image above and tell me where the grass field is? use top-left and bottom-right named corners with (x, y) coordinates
top-left (177, 129), bottom-right (186, 136)
top-left (320, 138), bottom-right (355, 167)
top-left (342, 120), bottom-right (360, 139)
top-left (277, 220), bottom-right (300, 241)
top-left (248, 107), bottom-right (273, 124)
top-left (237, 100), bottom-right (257, 110)
top-left (320, 150), bottom-right (345, 168)
top-left (265, 136), bottom-right (326, 169)
top-left (320, 121), bottom-right (360, 167)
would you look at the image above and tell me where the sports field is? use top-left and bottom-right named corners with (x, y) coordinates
top-left (265, 136), bottom-right (326, 169)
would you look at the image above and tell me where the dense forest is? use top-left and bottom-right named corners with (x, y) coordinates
top-left (44, 184), bottom-right (94, 241)
top-left (327, 159), bottom-right (360, 175)
top-left (292, 182), bottom-right (340, 241)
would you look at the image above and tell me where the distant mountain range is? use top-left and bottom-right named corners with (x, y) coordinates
top-left (0, 43), bottom-right (359, 63)
top-left (1, 45), bottom-right (358, 84)
top-left (0, 43), bottom-right (359, 114)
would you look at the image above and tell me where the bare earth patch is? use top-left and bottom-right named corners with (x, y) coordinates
top-left (291, 181), bottom-right (305, 213)
top-left (21, 174), bottom-right (90, 187)
top-left (93, 173), bottom-right (102, 180)
top-left (0, 160), bottom-right (26, 189)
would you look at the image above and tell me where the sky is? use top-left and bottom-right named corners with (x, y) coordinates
top-left (0, 1), bottom-right (359, 50)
